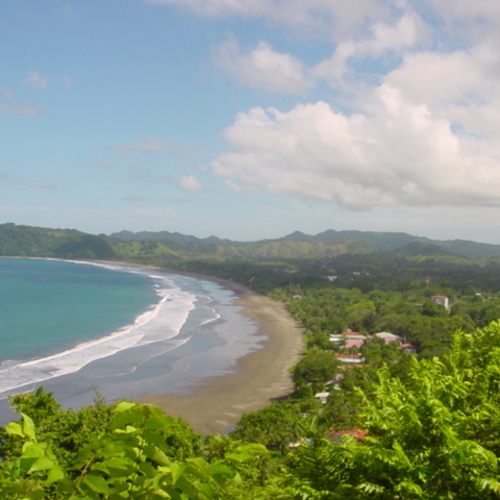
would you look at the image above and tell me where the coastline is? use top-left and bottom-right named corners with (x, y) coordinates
top-left (2, 258), bottom-right (304, 435)
top-left (140, 287), bottom-right (304, 434)
top-left (98, 261), bottom-right (304, 435)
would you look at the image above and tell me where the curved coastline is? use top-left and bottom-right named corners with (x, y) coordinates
top-left (96, 261), bottom-right (304, 435)
top-left (140, 281), bottom-right (304, 435)
top-left (1, 258), bottom-right (304, 434)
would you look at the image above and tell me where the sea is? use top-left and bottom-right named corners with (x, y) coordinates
top-left (0, 258), bottom-right (262, 422)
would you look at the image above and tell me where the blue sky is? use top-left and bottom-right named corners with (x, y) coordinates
top-left (3, 1), bottom-right (500, 243)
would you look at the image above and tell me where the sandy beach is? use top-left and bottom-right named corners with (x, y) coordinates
top-left (52, 260), bottom-right (305, 435)
top-left (140, 280), bottom-right (304, 435)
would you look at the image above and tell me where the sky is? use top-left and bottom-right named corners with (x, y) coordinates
top-left (3, 1), bottom-right (500, 244)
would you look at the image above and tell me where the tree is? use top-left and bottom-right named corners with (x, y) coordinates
top-left (291, 348), bottom-right (339, 394)
top-left (0, 401), bottom-right (270, 499)
top-left (230, 402), bottom-right (301, 454)
top-left (0, 388), bottom-right (113, 469)
top-left (292, 322), bottom-right (500, 499)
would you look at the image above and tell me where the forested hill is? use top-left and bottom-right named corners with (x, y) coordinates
top-left (2, 222), bottom-right (500, 261)
top-left (111, 227), bottom-right (500, 259)
top-left (0, 223), bottom-right (115, 260)
top-left (281, 229), bottom-right (500, 259)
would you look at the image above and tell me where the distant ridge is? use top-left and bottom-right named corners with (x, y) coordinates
top-left (2, 223), bottom-right (500, 260)
top-left (391, 241), bottom-right (457, 257)
top-left (280, 229), bottom-right (500, 259)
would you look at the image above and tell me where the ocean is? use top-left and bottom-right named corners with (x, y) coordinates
top-left (0, 258), bottom-right (261, 420)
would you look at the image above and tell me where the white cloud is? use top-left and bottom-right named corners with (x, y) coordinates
top-left (419, 0), bottom-right (500, 29)
top-left (216, 39), bottom-right (312, 94)
top-left (177, 175), bottom-right (203, 191)
top-left (145, 0), bottom-right (500, 214)
top-left (23, 71), bottom-right (49, 89)
top-left (213, 13), bottom-right (425, 96)
top-left (212, 81), bottom-right (500, 209)
top-left (0, 88), bottom-right (41, 117)
top-left (313, 13), bottom-right (426, 86)
top-left (225, 179), bottom-right (242, 192)
top-left (143, 0), bottom-right (390, 36)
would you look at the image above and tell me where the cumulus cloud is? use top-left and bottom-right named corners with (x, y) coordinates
top-left (145, 0), bottom-right (500, 212)
top-left (313, 13), bottom-right (424, 85)
top-left (212, 79), bottom-right (500, 209)
top-left (23, 71), bottom-right (49, 89)
top-left (215, 14), bottom-right (424, 94)
top-left (216, 39), bottom-right (312, 94)
top-left (177, 174), bottom-right (203, 191)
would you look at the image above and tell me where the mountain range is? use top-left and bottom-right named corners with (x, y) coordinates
top-left (110, 228), bottom-right (500, 260)
top-left (1, 222), bottom-right (499, 261)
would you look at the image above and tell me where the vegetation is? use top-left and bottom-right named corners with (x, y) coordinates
top-left (4, 322), bottom-right (500, 498)
top-left (5, 223), bottom-right (500, 497)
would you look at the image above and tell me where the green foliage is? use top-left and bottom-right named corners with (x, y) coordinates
top-left (230, 402), bottom-right (301, 454)
top-left (53, 234), bottom-right (116, 260)
top-left (0, 400), bottom-right (270, 499)
top-left (0, 388), bottom-right (113, 469)
top-left (292, 348), bottom-right (339, 394)
top-left (290, 321), bottom-right (500, 499)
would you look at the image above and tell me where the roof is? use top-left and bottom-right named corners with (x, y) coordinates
top-left (326, 429), bottom-right (367, 440)
top-left (314, 392), bottom-right (330, 398)
top-left (344, 338), bottom-right (365, 348)
top-left (374, 331), bottom-right (401, 340)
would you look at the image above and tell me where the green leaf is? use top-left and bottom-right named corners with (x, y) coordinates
top-left (47, 465), bottom-right (64, 484)
top-left (5, 421), bottom-right (24, 438)
top-left (114, 401), bottom-right (137, 413)
top-left (28, 457), bottom-right (55, 473)
top-left (144, 445), bottom-right (171, 466)
top-left (21, 442), bottom-right (47, 458)
top-left (169, 462), bottom-right (186, 484)
top-left (21, 413), bottom-right (36, 441)
top-left (93, 457), bottom-right (136, 476)
top-left (82, 473), bottom-right (111, 494)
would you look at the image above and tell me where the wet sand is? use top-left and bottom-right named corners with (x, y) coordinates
top-left (140, 281), bottom-right (304, 435)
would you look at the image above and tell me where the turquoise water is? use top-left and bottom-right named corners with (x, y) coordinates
top-left (0, 258), bottom-right (158, 361)
top-left (0, 258), bottom-right (261, 414)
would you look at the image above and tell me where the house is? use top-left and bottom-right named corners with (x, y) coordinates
top-left (342, 330), bottom-right (366, 339)
top-left (325, 429), bottom-right (367, 442)
top-left (335, 353), bottom-right (365, 364)
top-left (329, 330), bottom-right (366, 345)
top-left (431, 295), bottom-right (449, 309)
top-left (401, 343), bottom-right (418, 354)
top-left (374, 331), bottom-right (403, 345)
top-left (329, 333), bottom-right (344, 344)
top-left (344, 338), bottom-right (365, 349)
top-left (314, 392), bottom-right (330, 404)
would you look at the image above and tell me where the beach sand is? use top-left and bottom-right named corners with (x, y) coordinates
top-left (140, 282), bottom-right (304, 435)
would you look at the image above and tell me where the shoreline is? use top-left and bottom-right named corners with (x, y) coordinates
top-left (3, 258), bottom-right (305, 435)
top-left (140, 289), bottom-right (304, 434)
top-left (96, 261), bottom-right (304, 435)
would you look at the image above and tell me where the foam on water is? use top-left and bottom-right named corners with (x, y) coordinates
top-left (0, 263), bottom-right (198, 398)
